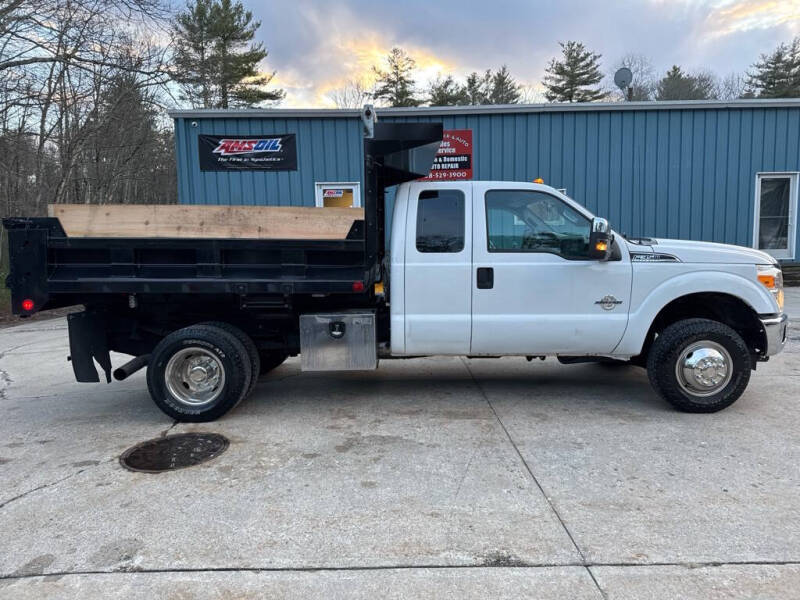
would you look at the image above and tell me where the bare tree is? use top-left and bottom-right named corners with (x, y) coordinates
top-left (327, 79), bottom-right (372, 109)
top-left (0, 0), bottom-right (174, 218)
top-left (717, 72), bottom-right (748, 100)
top-left (609, 54), bottom-right (656, 101)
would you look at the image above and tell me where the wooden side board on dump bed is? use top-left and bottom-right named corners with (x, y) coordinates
top-left (47, 204), bottom-right (365, 240)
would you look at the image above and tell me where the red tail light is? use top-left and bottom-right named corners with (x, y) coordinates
top-left (352, 281), bottom-right (364, 292)
top-left (21, 299), bottom-right (34, 311)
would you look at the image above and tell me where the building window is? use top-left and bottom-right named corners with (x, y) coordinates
top-left (754, 173), bottom-right (798, 260)
top-left (485, 189), bottom-right (591, 260)
top-left (416, 189), bottom-right (465, 253)
top-left (314, 182), bottom-right (360, 208)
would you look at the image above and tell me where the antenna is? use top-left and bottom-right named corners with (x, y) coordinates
top-left (614, 68), bottom-right (634, 101)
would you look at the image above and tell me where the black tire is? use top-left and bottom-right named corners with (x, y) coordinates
top-left (258, 351), bottom-right (288, 375)
top-left (646, 318), bottom-right (751, 413)
top-left (200, 321), bottom-right (260, 395)
top-left (147, 324), bottom-right (252, 422)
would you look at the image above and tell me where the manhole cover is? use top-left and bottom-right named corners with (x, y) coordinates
top-left (120, 433), bottom-right (229, 473)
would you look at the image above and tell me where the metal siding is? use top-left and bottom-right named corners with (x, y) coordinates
top-left (724, 110), bottom-right (741, 244)
top-left (585, 112), bottom-right (599, 215)
top-left (596, 112), bottom-right (610, 220)
top-left (621, 111), bottom-right (636, 235)
top-left (174, 115), bottom-right (363, 207)
top-left (668, 110), bottom-right (682, 237)
top-left (736, 110), bottom-right (754, 246)
top-left (678, 111), bottom-right (693, 240)
top-left (174, 104), bottom-right (800, 260)
top-left (608, 111), bottom-right (623, 233)
top-left (711, 111), bottom-right (729, 242)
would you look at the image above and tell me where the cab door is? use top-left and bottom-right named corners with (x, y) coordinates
top-left (403, 182), bottom-right (472, 355)
top-left (470, 183), bottom-right (631, 355)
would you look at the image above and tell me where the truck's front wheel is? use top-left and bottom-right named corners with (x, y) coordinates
top-left (646, 318), bottom-right (751, 413)
top-left (147, 325), bottom-right (252, 422)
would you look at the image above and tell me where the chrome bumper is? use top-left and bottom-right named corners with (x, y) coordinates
top-left (760, 313), bottom-right (788, 357)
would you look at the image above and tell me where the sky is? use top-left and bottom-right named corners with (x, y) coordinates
top-left (244, 0), bottom-right (800, 107)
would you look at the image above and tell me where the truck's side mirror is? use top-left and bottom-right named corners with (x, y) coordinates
top-left (588, 217), bottom-right (612, 260)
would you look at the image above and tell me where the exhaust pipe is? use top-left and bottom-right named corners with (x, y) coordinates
top-left (113, 354), bottom-right (150, 381)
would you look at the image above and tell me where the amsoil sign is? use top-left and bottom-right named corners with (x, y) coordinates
top-left (421, 129), bottom-right (473, 180)
top-left (198, 134), bottom-right (297, 171)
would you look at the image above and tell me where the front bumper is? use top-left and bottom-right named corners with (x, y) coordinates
top-left (760, 313), bottom-right (788, 357)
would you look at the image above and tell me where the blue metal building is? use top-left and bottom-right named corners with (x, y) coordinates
top-left (169, 100), bottom-right (800, 263)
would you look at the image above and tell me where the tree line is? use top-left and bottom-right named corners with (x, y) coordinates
top-left (2, 0), bottom-right (800, 222)
top-left (353, 39), bottom-right (800, 108)
top-left (0, 0), bottom-right (282, 219)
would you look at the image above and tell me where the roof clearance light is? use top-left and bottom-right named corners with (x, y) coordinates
top-left (533, 178), bottom-right (544, 184)
top-left (21, 299), bottom-right (34, 311)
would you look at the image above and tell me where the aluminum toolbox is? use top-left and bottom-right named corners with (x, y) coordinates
top-left (299, 311), bottom-right (377, 371)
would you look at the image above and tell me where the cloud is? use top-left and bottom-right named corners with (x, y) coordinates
top-left (247, 0), bottom-right (800, 107)
top-left (251, 1), bottom-right (462, 107)
top-left (706, 0), bottom-right (800, 36)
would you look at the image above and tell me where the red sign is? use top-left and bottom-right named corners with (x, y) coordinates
top-left (421, 129), bottom-right (473, 181)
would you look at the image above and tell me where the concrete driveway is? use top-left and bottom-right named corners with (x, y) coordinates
top-left (1, 291), bottom-right (798, 599)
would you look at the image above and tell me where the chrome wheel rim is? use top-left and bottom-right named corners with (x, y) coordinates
top-left (675, 340), bottom-right (733, 397)
top-left (165, 347), bottom-right (225, 407)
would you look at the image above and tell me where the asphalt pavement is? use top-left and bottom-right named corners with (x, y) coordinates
top-left (0, 290), bottom-right (798, 599)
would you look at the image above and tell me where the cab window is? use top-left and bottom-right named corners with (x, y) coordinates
top-left (416, 189), bottom-right (465, 253)
top-left (485, 190), bottom-right (591, 259)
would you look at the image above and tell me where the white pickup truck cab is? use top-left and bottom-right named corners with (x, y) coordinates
top-left (388, 180), bottom-right (787, 413)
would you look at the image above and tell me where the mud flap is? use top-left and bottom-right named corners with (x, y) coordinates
top-left (68, 311), bottom-right (112, 383)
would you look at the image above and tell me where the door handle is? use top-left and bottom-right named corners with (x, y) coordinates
top-left (477, 267), bottom-right (494, 289)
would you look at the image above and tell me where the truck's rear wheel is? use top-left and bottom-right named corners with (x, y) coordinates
top-left (147, 325), bottom-right (252, 422)
top-left (646, 318), bottom-right (751, 413)
top-left (200, 321), bottom-right (260, 395)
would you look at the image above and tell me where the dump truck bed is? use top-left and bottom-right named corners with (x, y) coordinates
top-left (2, 215), bottom-right (370, 315)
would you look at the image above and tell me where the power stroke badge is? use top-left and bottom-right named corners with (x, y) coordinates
top-left (198, 134), bottom-right (297, 171)
top-left (595, 295), bottom-right (623, 310)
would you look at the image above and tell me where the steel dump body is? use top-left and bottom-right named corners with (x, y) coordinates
top-left (2, 217), bottom-right (370, 313)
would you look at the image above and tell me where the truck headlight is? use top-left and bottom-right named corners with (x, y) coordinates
top-left (757, 264), bottom-right (784, 312)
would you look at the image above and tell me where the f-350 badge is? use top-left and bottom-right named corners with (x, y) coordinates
top-left (595, 295), bottom-right (623, 310)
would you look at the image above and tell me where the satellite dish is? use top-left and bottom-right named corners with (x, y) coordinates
top-left (614, 67), bottom-right (633, 90)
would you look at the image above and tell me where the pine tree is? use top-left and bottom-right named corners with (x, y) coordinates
top-left (655, 65), bottom-right (715, 100)
top-left (172, 0), bottom-right (284, 108)
top-left (372, 47), bottom-right (419, 107)
top-left (427, 74), bottom-right (469, 106)
top-left (465, 70), bottom-right (492, 105)
top-left (747, 38), bottom-right (800, 98)
top-left (173, 0), bottom-right (216, 108)
top-left (488, 65), bottom-right (521, 104)
top-left (543, 41), bottom-right (605, 103)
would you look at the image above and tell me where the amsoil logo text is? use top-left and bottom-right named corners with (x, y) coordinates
top-left (212, 138), bottom-right (282, 156)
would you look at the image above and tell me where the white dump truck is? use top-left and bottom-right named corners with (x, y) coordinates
top-left (4, 115), bottom-right (787, 421)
